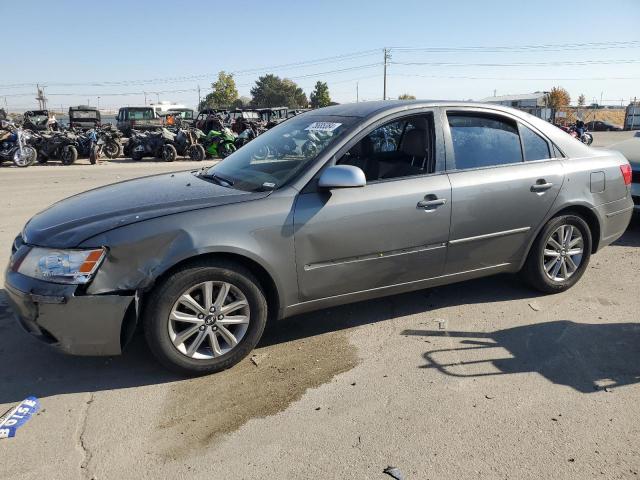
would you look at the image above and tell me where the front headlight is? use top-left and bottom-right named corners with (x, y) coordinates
top-left (16, 247), bottom-right (106, 284)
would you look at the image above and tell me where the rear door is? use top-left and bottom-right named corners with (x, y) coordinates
top-left (443, 108), bottom-right (564, 274)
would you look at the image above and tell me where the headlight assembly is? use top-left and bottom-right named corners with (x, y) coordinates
top-left (15, 247), bottom-right (106, 284)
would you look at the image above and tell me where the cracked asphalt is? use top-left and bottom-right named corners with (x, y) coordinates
top-left (1, 137), bottom-right (639, 479)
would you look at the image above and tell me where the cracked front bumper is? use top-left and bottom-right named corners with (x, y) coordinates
top-left (4, 270), bottom-right (134, 356)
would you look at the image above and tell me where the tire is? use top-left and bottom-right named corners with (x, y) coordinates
top-left (89, 145), bottom-right (99, 164)
top-left (188, 144), bottom-right (206, 161)
top-left (143, 259), bottom-right (268, 375)
top-left (61, 145), bottom-right (78, 165)
top-left (131, 150), bottom-right (144, 161)
top-left (219, 142), bottom-right (236, 158)
top-left (13, 146), bottom-right (37, 167)
top-left (36, 151), bottom-right (48, 164)
top-left (521, 214), bottom-right (592, 294)
top-left (161, 144), bottom-right (177, 162)
top-left (104, 140), bottom-right (121, 159)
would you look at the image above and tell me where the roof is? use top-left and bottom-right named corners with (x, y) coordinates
top-left (479, 92), bottom-right (547, 103)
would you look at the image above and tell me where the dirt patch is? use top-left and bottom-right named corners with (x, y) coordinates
top-left (154, 326), bottom-right (358, 460)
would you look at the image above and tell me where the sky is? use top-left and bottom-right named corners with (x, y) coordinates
top-left (2, 0), bottom-right (640, 112)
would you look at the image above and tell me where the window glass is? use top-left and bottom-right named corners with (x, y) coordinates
top-left (448, 114), bottom-right (522, 170)
top-left (337, 115), bottom-right (434, 182)
top-left (520, 124), bottom-right (551, 161)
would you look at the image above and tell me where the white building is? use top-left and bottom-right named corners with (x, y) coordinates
top-left (480, 92), bottom-right (552, 121)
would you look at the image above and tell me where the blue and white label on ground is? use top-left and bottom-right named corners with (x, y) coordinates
top-left (0, 397), bottom-right (40, 439)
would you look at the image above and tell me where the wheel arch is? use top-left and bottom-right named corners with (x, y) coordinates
top-left (518, 202), bottom-right (602, 271)
top-left (145, 250), bottom-right (282, 323)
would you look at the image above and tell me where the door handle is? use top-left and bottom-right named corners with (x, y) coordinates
top-left (530, 180), bottom-right (553, 192)
top-left (417, 198), bottom-right (447, 209)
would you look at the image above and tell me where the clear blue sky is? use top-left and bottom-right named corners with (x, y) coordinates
top-left (2, 0), bottom-right (639, 111)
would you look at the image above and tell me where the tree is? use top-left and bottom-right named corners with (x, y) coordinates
top-left (577, 94), bottom-right (586, 107)
top-left (545, 86), bottom-right (571, 110)
top-left (310, 81), bottom-right (331, 108)
top-left (199, 71), bottom-right (238, 110)
top-left (398, 93), bottom-right (416, 100)
top-left (250, 74), bottom-right (308, 108)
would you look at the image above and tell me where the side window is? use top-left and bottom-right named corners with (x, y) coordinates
top-left (369, 121), bottom-right (404, 153)
top-left (448, 114), bottom-right (522, 170)
top-left (520, 124), bottom-right (551, 161)
top-left (337, 114), bottom-right (435, 182)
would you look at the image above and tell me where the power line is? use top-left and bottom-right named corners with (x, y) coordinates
top-left (392, 59), bottom-right (640, 67)
top-left (390, 40), bottom-right (640, 53)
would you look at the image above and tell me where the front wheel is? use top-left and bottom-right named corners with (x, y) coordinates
top-left (187, 144), bottom-right (206, 161)
top-left (219, 142), bottom-right (236, 158)
top-left (104, 140), bottom-right (121, 159)
top-left (161, 144), bottom-right (177, 162)
top-left (144, 260), bottom-right (268, 375)
top-left (61, 145), bottom-right (78, 165)
top-left (13, 146), bottom-right (37, 167)
top-left (89, 144), bottom-right (99, 164)
top-left (521, 214), bottom-right (592, 294)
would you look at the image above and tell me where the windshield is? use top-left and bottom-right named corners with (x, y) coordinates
top-left (70, 110), bottom-right (99, 119)
top-left (205, 115), bottom-right (355, 192)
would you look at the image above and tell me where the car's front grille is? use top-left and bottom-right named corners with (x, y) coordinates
top-left (632, 170), bottom-right (640, 184)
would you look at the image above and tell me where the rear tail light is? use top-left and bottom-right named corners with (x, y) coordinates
top-left (620, 164), bottom-right (632, 186)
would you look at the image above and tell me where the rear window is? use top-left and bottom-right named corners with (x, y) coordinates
top-left (128, 109), bottom-right (155, 120)
top-left (520, 124), bottom-right (551, 161)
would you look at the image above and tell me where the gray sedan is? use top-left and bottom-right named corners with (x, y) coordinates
top-left (5, 101), bottom-right (634, 374)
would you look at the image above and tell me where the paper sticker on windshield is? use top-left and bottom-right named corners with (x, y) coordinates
top-left (305, 122), bottom-right (342, 132)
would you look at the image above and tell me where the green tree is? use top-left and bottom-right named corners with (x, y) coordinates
top-left (250, 74), bottom-right (308, 108)
top-left (199, 71), bottom-right (238, 110)
top-left (310, 81), bottom-right (331, 108)
top-left (398, 93), bottom-right (416, 100)
top-left (577, 94), bottom-right (586, 107)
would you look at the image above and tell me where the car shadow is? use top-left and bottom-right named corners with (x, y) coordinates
top-left (401, 320), bottom-right (640, 393)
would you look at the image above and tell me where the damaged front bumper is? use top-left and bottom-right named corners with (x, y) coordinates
top-left (4, 270), bottom-right (134, 356)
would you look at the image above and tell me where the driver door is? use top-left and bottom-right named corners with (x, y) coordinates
top-left (293, 111), bottom-right (451, 302)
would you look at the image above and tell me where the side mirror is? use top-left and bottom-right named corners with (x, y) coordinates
top-left (318, 165), bottom-right (366, 189)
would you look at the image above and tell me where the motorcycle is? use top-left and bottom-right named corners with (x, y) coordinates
top-left (128, 128), bottom-right (177, 162)
top-left (99, 125), bottom-right (123, 159)
top-left (201, 127), bottom-right (236, 158)
top-left (0, 122), bottom-right (37, 167)
top-left (174, 127), bottom-right (206, 161)
top-left (32, 130), bottom-right (79, 165)
top-left (568, 124), bottom-right (593, 146)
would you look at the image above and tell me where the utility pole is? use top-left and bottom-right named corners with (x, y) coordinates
top-left (197, 84), bottom-right (201, 108)
top-left (383, 48), bottom-right (391, 100)
top-left (356, 81), bottom-right (359, 103)
top-left (144, 92), bottom-right (147, 105)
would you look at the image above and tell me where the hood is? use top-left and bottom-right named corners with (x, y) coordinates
top-left (23, 171), bottom-right (270, 248)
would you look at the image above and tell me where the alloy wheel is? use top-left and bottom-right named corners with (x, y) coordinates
top-left (542, 224), bottom-right (584, 282)
top-left (168, 281), bottom-right (250, 360)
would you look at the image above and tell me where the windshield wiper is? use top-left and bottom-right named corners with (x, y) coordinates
top-left (200, 171), bottom-right (235, 187)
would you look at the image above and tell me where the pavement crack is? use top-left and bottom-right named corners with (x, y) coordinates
top-left (75, 392), bottom-right (95, 480)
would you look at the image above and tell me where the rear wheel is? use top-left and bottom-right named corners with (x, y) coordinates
top-left (61, 145), bottom-right (78, 165)
top-left (144, 260), bottom-right (268, 375)
top-left (522, 214), bottom-right (592, 293)
top-left (161, 144), bottom-right (177, 162)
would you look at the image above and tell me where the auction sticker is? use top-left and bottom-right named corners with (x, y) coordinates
top-left (305, 122), bottom-right (342, 132)
top-left (0, 397), bottom-right (40, 439)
